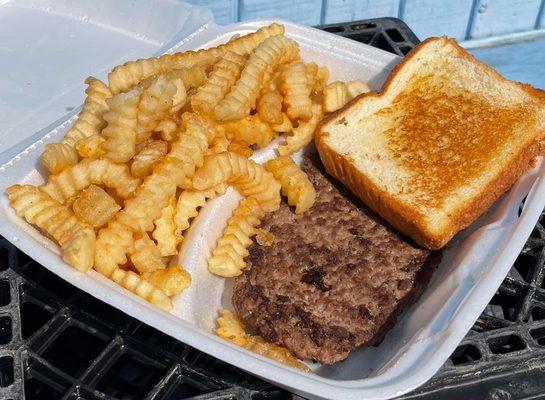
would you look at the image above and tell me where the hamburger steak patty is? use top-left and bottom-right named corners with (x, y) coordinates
top-left (232, 155), bottom-right (441, 364)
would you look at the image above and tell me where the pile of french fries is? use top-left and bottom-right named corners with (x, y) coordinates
top-left (6, 23), bottom-right (370, 367)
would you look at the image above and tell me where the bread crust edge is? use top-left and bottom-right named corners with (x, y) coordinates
top-left (315, 36), bottom-right (545, 249)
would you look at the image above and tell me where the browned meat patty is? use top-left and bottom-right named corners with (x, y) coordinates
top-left (232, 155), bottom-right (440, 364)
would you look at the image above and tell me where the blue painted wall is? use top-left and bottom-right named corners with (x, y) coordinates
top-left (185, 0), bottom-right (545, 41)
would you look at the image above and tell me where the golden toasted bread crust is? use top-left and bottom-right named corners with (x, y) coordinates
top-left (317, 135), bottom-right (542, 249)
top-left (316, 37), bottom-right (545, 249)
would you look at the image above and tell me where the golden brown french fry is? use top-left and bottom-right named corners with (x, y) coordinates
top-left (7, 185), bottom-right (95, 271)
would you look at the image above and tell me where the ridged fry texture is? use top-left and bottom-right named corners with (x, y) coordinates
top-left (142, 265), bottom-right (191, 297)
top-left (215, 35), bottom-right (299, 121)
top-left (221, 114), bottom-right (276, 148)
top-left (136, 76), bottom-right (177, 142)
top-left (191, 51), bottom-right (246, 113)
top-left (110, 268), bottom-right (172, 311)
top-left (266, 156), bottom-right (316, 214)
top-left (174, 187), bottom-right (224, 241)
top-left (41, 77), bottom-right (112, 174)
top-left (278, 104), bottom-right (322, 155)
top-left (94, 220), bottom-right (134, 277)
top-left (6, 185), bottom-right (95, 271)
top-left (208, 197), bottom-right (264, 277)
top-left (322, 80), bottom-right (370, 113)
top-left (131, 140), bottom-right (169, 178)
top-left (118, 113), bottom-right (215, 233)
top-left (281, 61), bottom-right (313, 121)
top-left (216, 310), bottom-right (308, 370)
top-left (63, 77), bottom-right (112, 147)
top-left (102, 88), bottom-right (141, 163)
top-left (130, 233), bottom-right (165, 273)
top-left (41, 158), bottom-right (140, 204)
top-left (108, 23), bottom-right (284, 94)
top-left (152, 196), bottom-right (178, 257)
top-left (192, 152), bottom-right (281, 212)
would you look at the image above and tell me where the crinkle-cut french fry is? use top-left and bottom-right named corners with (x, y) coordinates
top-left (345, 79), bottom-right (370, 98)
top-left (207, 128), bottom-right (231, 155)
top-left (305, 63), bottom-right (329, 94)
top-left (281, 61), bottom-right (313, 121)
top-left (108, 55), bottom-right (165, 95)
top-left (191, 51), bottom-right (246, 113)
top-left (139, 68), bottom-right (200, 116)
top-left (154, 119), bottom-right (178, 142)
top-left (130, 233), bottom-right (165, 273)
top-left (257, 91), bottom-right (283, 125)
top-left (228, 141), bottom-right (253, 158)
top-left (208, 197), bottom-right (264, 277)
top-left (322, 80), bottom-right (370, 113)
top-left (215, 35), bottom-right (299, 121)
top-left (110, 268), bottom-right (172, 311)
top-left (40, 77), bottom-right (111, 174)
top-left (136, 76), bottom-right (177, 143)
top-left (167, 23), bottom-right (285, 70)
top-left (94, 220), bottom-right (134, 277)
top-left (255, 228), bottom-right (275, 246)
top-left (108, 24), bottom-right (284, 95)
top-left (192, 152), bottom-right (281, 212)
top-left (222, 23), bottom-right (285, 57)
top-left (62, 77), bottom-right (112, 147)
top-left (117, 113), bottom-right (216, 233)
top-left (40, 143), bottom-right (79, 175)
top-left (41, 158), bottom-right (141, 204)
top-left (271, 112), bottom-right (293, 133)
top-left (174, 186), bottom-right (226, 240)
top-left (261, 36), bottom-right (301, 96)
top-left (6, 185), bottom-right (95, 271)
top-left (278, 104), bottom-right (323, 156)
top-left (75, 134), bottom-right (106, 159)
top-left (139, 65), bottom-right (206, 91)
top-left (316, 66), bottom-right (330, 93)
top-left (152, 196), bottom-right (177, 257)
top-left (260, 69), bottom-right (280, 96)
top-left (216, 310), bottom-right (309, 370)
top-left (165, 65), bottom-right (207, 90)
top-left (142, 265), bottom-right (191, 296)
top-left (322, 81), bottom-right (348, 113)
top-left (131, 140), bottom-right (169, 178)
top-left (169, 79), bottom-right (187, 114)
top-left (72, 185), bottom-right (121, 228)
top-left (221, 114), bottom-right (276, 148)
top-left (266, 156), bottom-right (316, 214)
top-left (305, 62), bottom-right (318, 91)
top-left (216, 310), bottom-right (248, 346)
top-left (102, 88), bottom-right (141, 163)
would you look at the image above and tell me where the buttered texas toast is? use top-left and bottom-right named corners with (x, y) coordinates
top-left (316, 37), bottom-right (545, 249)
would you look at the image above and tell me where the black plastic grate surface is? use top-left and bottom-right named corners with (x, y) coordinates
top-left (1, 17), bottom-right (544, 400)
top-left (316, 17), bottom-right (420, 57)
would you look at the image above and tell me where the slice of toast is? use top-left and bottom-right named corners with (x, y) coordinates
top-left (316, 37), bottom-right (545, 249)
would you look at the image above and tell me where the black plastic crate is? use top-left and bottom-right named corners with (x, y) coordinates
top-left (317, 17), bottom-right (420, 56)
top-left (1, 17), bottom-right (544, 400)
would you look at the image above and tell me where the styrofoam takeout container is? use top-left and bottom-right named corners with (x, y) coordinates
top-left (2, 4), bottom-right (545, 399)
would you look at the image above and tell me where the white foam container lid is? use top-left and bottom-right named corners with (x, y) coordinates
top-left (1, 2), bottom-right (545, 399)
